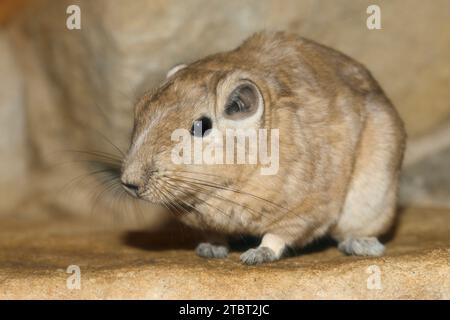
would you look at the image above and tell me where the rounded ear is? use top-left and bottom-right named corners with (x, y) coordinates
top-left (216, 78), bottom-right (264, 128)
top-left (166, 63), bottom-right (187, 78)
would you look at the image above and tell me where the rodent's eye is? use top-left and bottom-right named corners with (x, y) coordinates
top-left (190, 116), bottom-right (212, 137)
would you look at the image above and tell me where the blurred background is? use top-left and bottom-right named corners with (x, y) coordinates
top-left (0, 0), bottom-right (449, 228)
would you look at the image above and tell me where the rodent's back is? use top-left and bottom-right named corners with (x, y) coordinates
top-left (198, 31), bottom-right (384, 99)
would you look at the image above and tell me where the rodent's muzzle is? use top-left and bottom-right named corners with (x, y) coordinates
top-left (121, 158), bottom-right (145, 198)
top-left (121, 182), bottom-right (140, 198)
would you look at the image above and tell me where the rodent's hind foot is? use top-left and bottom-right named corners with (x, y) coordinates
top-left (338, 237), bottom-right (385, 257)
top-left (196, 242), bottom-right (229, 259)
top-left (240, 246), bottom-right (277, 265)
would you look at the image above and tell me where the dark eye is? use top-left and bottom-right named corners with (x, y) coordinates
top-left (225, 98), bottom-right (244, 115)
top-left (190, 116), bottom-right (212, 137)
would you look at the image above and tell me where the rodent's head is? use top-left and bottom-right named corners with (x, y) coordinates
top-left (121, 63), bottom-right (268, 204)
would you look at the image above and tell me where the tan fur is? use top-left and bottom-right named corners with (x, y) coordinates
top-left (122, 31), bottom-right (406, 263)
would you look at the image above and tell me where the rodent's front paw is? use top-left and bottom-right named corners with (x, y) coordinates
top-left (196, 242), bottom-right (229, 259)
top-left (240, 246), bottom-right (277, 265)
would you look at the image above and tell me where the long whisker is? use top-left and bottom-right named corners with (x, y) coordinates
top-left (163, 177), bottom-right (264, 218)
top-left (61, 149), bottom-right (123, 162)
top-left (101, 183), bottom-right (124, 226)
top-left (167, 174), bottom-right (289, 212)
top-left (153, 188), bottom-right (176, 217)
top-left (60, 168), bottom-right (119, 195)
top-left (154, 179), bottom-right (187, 217)
top-left (163, 175), bottom-right (290, 228)
top-left (168, 169), bottom-right (286, 197)
top-left (161, 174), bottom-right (303, 239)
top-left (50, 159), bottom-right (121, 169)
top-left (158, 182), bottom-right (198, 216)
top-left (90, 177), bottom-right (122, 217)
top-left (128, 196), bottom-right (147, 226)
top-left (161, 177), bottom-right (235, 229)
top-left (87, 127), bottom-right (127, 158)
top-left (163, 179), bottom-right (231, 219)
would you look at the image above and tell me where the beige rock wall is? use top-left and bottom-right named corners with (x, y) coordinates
top-left (1, 0), bottom-right (449, 219)
top-left (0, 31), bottom-right (26, 213)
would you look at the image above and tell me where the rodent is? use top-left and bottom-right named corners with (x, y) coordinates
top-left (121, 31), bottom-right (406, 264)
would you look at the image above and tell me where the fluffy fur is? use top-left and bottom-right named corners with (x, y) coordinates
top-left (121, 31), bottom-right (406, 264)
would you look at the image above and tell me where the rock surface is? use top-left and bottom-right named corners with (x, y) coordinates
top-left (0, 207), bottom-right (448, 299)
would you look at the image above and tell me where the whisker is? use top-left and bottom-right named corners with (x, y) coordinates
top-left (61, 149), bottom-right (123, 162)
top-left (168, 169), bottom-right (285, 197)
top-left (164, 177), bottom-right (247, 215)
top-left (158, 182), bottom-right (197, 217)
top-left (167, 174), bottom-right (289, 212)
top-left (154, 180), bottom-right (188, 218)
top-left (86, 127), bottom-right (127, 158)
top-left (163, 179), bottom-right (231, 219)
top-left (89, 177), bottom-right (122, 217)
top-left (59, 168), bottom-right (119, 195)
top-left (108, 185), bottom-right (132, 227)
top-left (163, 175), bottom-right (284, 225)
top-left (129, 196), bottom-right (147, 226)
top-left (161, 174), bottom-right (303, 239)
top-left (151, 180), bottom-right (176, 216)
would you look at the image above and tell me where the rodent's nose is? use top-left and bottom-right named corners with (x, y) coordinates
top-left (121, 182), bottom-right (140, 197)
